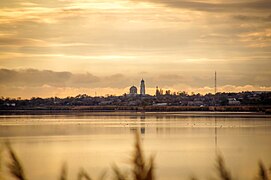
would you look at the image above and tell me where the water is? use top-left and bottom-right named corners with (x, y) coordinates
top-left (0, 112), bottom-right (271, 180)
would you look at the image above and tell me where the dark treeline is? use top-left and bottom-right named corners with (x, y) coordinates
top-left (0, 91), bottom-right (271, 112)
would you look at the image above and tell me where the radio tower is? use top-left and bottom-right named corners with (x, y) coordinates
top-left (215, 71), bottom-right (217, 95)
top-left (214, 71), bottom-right (218, 153)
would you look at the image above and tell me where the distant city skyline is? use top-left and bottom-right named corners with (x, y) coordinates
top-left (0, 0), bottom-right (271, 98)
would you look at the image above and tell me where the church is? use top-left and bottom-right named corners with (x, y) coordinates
top-left (129, 79), bottom-right (146, 95)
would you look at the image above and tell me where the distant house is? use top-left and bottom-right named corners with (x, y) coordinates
top-left (153, 103), bottom-right (168, 106)
top-left (187, 100), bottom-right (204, 106)
top-left (252, 91), bottom-right (270, 95)
top-left (99, 100), bottom-right (112, 105)
top-left (128, 100), bottom-right (140, 106)
top-left (4, 103), bottom-right (16, 107)
top-left (228, 98), bottom-right (241, 105)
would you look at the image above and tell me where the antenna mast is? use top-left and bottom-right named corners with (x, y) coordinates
top-left (215, 71), bottom-right (217, 95)
top-left (214, 71), bottom-right (218, 153)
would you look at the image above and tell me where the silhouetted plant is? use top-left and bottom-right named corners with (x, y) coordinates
top-left (189, 176), bottom-right (198, 180)
top-left (97, 170), bottom-right (107, 180)
top-left (1, 136), bottom-right (271, 180)
top-left (132, 132), bottom-right (154, 180)
top-left (257, 161), bottom-right (270, 180)
top-left (112, 132), bottom-right (154, 180)
top-left (6, 142), bottom-right (27, 180)
top-left (112, 164), bottom-right (128, 180)
top-left (0, 147), bottom-right (3, 180)
top-left (190, 155), bottom-right (233, 180)
top-left (144, 157), bottom-right (154, 180)
top-left (215, 155), bottom-right (232, 180)
top-left (77, 168), bottom-right (92, 180)
top-left (59, 163), bottom-right (68, 180)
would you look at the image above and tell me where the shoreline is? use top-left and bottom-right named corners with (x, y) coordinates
top-left (1, 105), bottom-right (271, 115)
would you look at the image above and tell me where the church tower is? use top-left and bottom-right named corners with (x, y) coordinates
top-left (140, 79), bottom-right (145, 95)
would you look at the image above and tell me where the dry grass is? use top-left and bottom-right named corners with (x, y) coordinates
top-left (112, 164), bottom-right (128, 180)
top-left (131, 132), bottom-right (154, 180)
top-left (6, 142), bottom-right (27, 180)
top-left (111, 132), bottom-right (154, 180)
top-left (77, 168), bottom-right (92, 180)
top-left (0, 147), bottom-right (3, 180)
top-left (215, 155), bottom-right (232, 180)
top-left (257, 161), bottom-right (270, 180)
top-left (59, 163), bottom-right (68, 180)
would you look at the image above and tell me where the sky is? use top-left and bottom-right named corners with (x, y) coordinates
top-left (0, 0), bottom-right (271, 98)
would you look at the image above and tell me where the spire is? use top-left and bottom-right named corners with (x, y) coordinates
top-left (140, 79), bottom-right (146, 95)
top-left (215, 71), bottom-right (217, 95)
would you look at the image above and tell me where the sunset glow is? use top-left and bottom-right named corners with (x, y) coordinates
top-left (1, 0), bottom-right (271, 98)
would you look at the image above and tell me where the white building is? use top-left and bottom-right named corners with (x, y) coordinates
top-left (228, 98), bottom-right (241, 105)
top-left (140, 79), bottom-right (146, 95)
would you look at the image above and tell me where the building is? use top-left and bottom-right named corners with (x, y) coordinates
top-left (155, 86), bottom-right (164, 96)
top-left (128, 79), bottom-right (146, 96)
top-left (165, 90), bottom-right (171, 95)
top-left (228, 98), bottom-right (241, 105)
top-left (156, 86), bottom-right (160, 96)
top-left (129, 86), bottom-right (137, 95)
top-left (140, 79), bottom-right (146, 95)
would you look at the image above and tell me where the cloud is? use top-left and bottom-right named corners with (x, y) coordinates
top-left (0, 69), bottom-right (74, 87)
top-left (132, 0), bottom-right (271, 12)
top-left (238, 28), bottom-right (271, 47)
top-left (0, 84), bottom-right (129, 98)
top-left (0, 37), bottom-right (47, 46)
top-left (0, 68), bottom-right (270, 98)
top-left (181, 85), bottom-right (271, 95)
top-left (232, 14), bottom-right (271, 22)
top-left (0, 68), bottom-right (271, 98)
top-left (0, 68), bottom-right (140, 89)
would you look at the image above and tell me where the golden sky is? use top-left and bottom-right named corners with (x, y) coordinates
top-left (0, 0), bottom-right (271, 98)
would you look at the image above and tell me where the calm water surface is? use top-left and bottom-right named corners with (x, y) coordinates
top-left (0, 112), bottom-right (270, 180)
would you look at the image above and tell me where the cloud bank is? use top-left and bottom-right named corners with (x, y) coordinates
top-left (0, 68), bottom-right (270, 98)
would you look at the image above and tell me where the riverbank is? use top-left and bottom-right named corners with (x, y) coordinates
top-left (1, 105), bottom-right (271, 115)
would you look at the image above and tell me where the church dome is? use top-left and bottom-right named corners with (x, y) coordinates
top-left (130, 86), bottom-right (137, 94)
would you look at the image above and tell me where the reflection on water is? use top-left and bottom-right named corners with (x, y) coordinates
top-left (0, 112), bottom-right (271, 180)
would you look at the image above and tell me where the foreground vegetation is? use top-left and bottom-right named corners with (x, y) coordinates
top-left (0, 133), bottom-right (270, 180)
